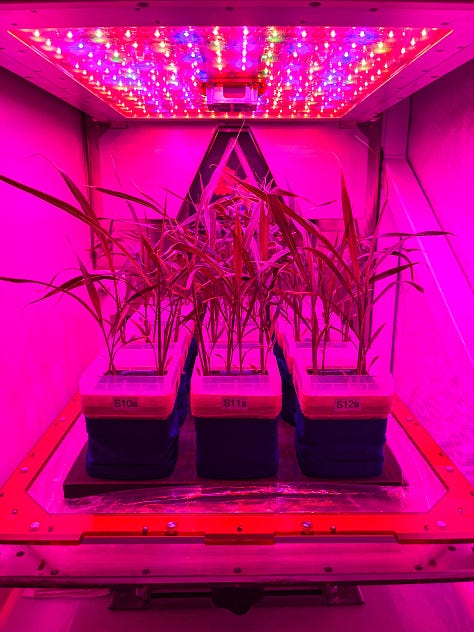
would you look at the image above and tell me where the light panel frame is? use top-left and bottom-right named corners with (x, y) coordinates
top-left (9, 25), bottom-right (451, 120)
top-left (0, 1), bottom-right (472, 123)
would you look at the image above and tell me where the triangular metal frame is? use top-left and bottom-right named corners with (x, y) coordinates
top-left (177, 125), bottom-right (276, 221)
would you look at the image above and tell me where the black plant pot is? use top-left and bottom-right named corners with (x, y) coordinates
top-left (294, 399), bottom-right (387, 478)
top-left (194, 415), bottom-right (278, 479)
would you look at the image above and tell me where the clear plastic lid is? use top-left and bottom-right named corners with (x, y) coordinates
top-left (201, 317), bottom-right (270, 345)
top-left (278, 317), bottom-right (357, 374)
top-left (191, 344), bottom-right (281, 419)
top-left (125, 300), bottom-right (194, 349)
top-left (80, 345), bottom-right (182, 420)
top-left (293, 353), bottom-right (394, 420)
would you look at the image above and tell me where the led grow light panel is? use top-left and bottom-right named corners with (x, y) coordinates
top-left (10, 26), bottom-right (450, 119)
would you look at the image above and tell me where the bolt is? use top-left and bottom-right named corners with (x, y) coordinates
top-left (445, 465), bottom-right (454, 472)
top-left (142, 526), bottom-right (149, 535)
top-left (233, 567), bottom-right (242, 574)
top-left (324, 566), bottom-right (333, 573)
top-left (406, 416), bottom-right (413, 422)
top-left (59, 417), bottom-right (66, 422)
top-left (414, 564), bottom-right (423, 571)
top-left (15, 551), bottom-right (24, 557)
top-left (330, 525), bottom-right (337, 534)
top-left (50, 569), bottom-right (60, 576)
top-left (424, 524), bottom-right (430, 530)
top-left (236, 525), bottom-right (243, 533)
top-left (20, 467), bottom-right (29, 474)
top-left (437, 521), bottom-right (447, 529)
top-left (30, 521), bottom-right (40, 531)
top-left (47, 526), bottom-right (54, 533)
top-left (458, 507), bottom-right (464, 513)
top-left (448, 545), bottom-right (456, 552)
top-left (302, 521), bottom-right (313, 530)
top-left (11, 509), bottom-right (18, 515)
top-left (167, 521), bottom-right (177, 531)
top-left (142, 568), bottom-right (151, 575)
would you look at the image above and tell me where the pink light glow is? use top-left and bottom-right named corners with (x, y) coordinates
top-left (11, 25), bottom-right (449, 119)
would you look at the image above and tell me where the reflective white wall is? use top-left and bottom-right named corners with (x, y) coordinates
top-left (382, 60), bottom-right (474, 483)
top-left (0, 69), bottom-right (101, 485)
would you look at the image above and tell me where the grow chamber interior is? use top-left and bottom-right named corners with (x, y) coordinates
top-left (0, 0), bottom-right (473, 592)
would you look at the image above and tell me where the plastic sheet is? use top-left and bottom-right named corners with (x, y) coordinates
top-left (28, 410), bottom-right (445, 516)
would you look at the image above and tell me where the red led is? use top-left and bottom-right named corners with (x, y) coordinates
top-left (12, 25), bottom-right (449, 119)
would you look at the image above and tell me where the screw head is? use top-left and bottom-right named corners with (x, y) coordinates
top-left (437, 520), bottom-right (447, 529)
top-left (20, 467), bottom-right (29, 474)
top-left (302, 521), bottom-right (312, 530)
top-left (30, 521), bottom-right (40, 531)
top-left (445, 465), bottom-right (454, 472)
top-left (167, 521), bottom-right (177, 530)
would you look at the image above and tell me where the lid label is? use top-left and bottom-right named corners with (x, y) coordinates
top-left (334, 398), bottom-right (361, 412)
top-left (113, 398), bottom-right (140, 409)
top-left (222, 398), bottom-right (248, 411)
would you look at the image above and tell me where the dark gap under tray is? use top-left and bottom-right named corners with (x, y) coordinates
top-left (63, 415), bottom-right (403, 499)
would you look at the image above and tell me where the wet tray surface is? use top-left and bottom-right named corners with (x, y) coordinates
top-left (63, 416), bottom-right (403, 499)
